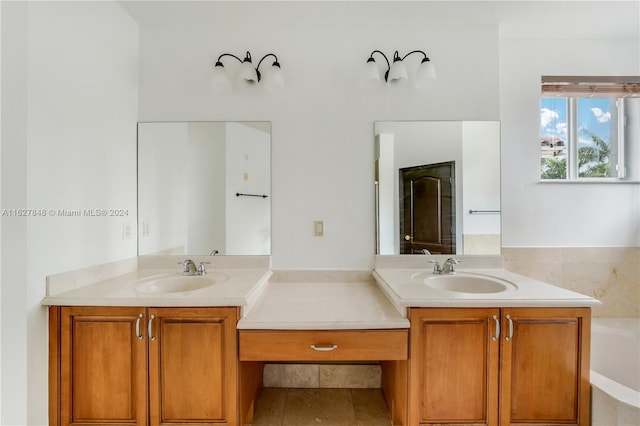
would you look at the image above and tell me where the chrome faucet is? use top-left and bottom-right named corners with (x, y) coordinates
top-left (443, 258), bottom-right (460, 274)
top-left (179, 259), bottom-right (211, 276)
top-left (180, 259), bottom-right (197, 276)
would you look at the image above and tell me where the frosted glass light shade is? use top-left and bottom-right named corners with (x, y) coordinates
top-left (415, 59), bottom-right (437, 89)
top-left (387, 60), bottom-right (408, 84)
top-left (359, 58), bottom-right (381, 88)
top-left (211, 64), bottom-right (231, 91)
top-left (263, 63), bottom-right (284, 90)
top-left (238, 60), bottom-right (259, 84)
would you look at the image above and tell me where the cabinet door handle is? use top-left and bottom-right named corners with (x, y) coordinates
top-left (491, 315), bottom-right (500, 341)
top-left (505, 314), bottom-right (513, 341)
top-left (310, 344), bottom-right (338, 352)
top-left (148, 314), bottom-right (156, 341)
top-left (135, 313), bottom-right (144, 340)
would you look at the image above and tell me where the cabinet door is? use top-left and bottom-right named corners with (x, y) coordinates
top-left (499, 307), bottom-right (591, 426)
top-left (60, 306), bottom-right (147, 426)
top-left (148, 307), bottom-right (238, 426)
top-left (409, 308), bottom-right (500, 426)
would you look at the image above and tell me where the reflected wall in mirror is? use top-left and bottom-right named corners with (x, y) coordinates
top-left (138, 122), bottom-right (271, 256)
top-left (375, 121), bottom-right (500, 255)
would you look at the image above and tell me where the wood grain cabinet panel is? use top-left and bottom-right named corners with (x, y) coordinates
top-left (409, 308), bottom-right (499, 426)
top-left (59, 307), bottom-right (147, 426)
top-left (239, 329), bottom-right (408, 361)
top-left (408, 307), bottom-right (591, 426)
top-left (499, 308), bottom-right (591, 426)
top-left (148, 307), bottom-right (237, 426)
top-left (51, 306), bottom-right (239, 426)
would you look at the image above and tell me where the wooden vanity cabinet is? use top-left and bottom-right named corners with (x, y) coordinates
top-left (408, 307), bottom-right (591, 426)
top-left (50, 306), bottom-right (239, 426)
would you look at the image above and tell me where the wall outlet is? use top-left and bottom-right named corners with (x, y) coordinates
top-left (122, 222), bottom-right (133, 240)
top-left (142, 222), bottom-right (151, 237)
top-left (314, 220), bottom-right (324, 237)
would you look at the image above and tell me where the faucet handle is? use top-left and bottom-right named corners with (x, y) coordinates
top-left (429, 260), bottom-right (443, 275)
top-left (197, 261), bottom-right (211, 275)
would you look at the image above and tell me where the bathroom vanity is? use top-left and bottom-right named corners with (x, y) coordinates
top-left (49, 306), bottom-right (239, 426)
top-left (43, 255), bottom-right (598, 426)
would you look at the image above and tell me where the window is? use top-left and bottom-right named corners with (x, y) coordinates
top-left (540, 76), bottom-right (640, 181)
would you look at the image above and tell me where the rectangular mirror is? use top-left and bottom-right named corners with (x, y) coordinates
top-left (375, 121), bottom-right (500, 255)
top-left (138, 121), bottom-right (271, 255)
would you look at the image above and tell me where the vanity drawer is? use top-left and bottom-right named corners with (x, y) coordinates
top-left (239, 329), bottom-right (408, 361)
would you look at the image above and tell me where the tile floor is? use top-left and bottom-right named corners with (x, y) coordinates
top-left (250, 388), bottom-right (393, 426)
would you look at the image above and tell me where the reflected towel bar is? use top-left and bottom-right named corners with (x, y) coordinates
top-left (468, 209), bottom-right (500, 214)
top-left (236, 192), bottom-right (269, 198)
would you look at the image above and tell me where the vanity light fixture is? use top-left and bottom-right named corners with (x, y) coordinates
top-left (212, 51), bottom-right (284, 91)
top-left (360, 50), bottom-right (436, 89)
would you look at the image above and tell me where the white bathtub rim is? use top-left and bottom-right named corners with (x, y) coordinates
top-left (591, 370), bottom-right (640, 409)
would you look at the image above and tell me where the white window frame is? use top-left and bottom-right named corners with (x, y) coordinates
top-left (541, 76), bottom-right (639, 183)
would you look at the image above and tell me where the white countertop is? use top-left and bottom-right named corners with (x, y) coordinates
top-left (373, 267), bottom-right (601, 312)
top-left (237, 281), bottom-right (410, 330)
top-left (41, 268), bottom-right (272, 308)
top-left (40, 255), bottom-right (600, 329)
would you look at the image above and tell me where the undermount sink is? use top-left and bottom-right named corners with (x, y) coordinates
top-left (412, 272), bottom-right (517, 294)
top-left (134, 273), bottom-right (227, 294)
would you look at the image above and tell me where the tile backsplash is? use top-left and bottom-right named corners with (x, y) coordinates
top-left (503, 247), bottom-right (640, 318)
top-left (263, 364), bottom-right (381, 389)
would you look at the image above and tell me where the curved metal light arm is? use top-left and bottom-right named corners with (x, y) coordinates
top-left (215, 52), bottom-right (244, 66)
top-left (368, 50), bottom-right (391, 70)
top-left (256, 53), bottom-right (280, 70)
top-left (401, 50), bottom-right (429, 62)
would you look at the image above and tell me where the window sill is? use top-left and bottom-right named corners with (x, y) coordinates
top-left (539, 179), bottom-right (640, 184)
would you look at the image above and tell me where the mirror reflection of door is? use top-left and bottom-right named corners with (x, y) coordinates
top-left (400, 161), bottom-right (456, 255)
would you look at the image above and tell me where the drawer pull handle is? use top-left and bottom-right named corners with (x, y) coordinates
top-left (505, 314), bottom-right (513, 341)
top-left (491, 314), bottom-right (500, 341)
top-left (148, 314), bottom-right (156, 341)
top-left (310, 344), bottom-right (338, 352)
top-left (135, 313), bottom-right (144, 340)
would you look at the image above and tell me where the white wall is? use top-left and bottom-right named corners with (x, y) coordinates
top-left (188, 123), bottom-right (226, 254)
top-left (376, 133), bottom-right (395, 253)
top-left (500, 37), bottom-right (640, 247)
top-left (133, 1), bottom-right (640, 264)
top-left (136, 2), bottom-right (501, 269)
top-left (1, 3), bottom-right (29, 421)
top-left (138, 123), bottom-right (189, 254)
top-left (462, 121), bottom-right (501, 235)
top-left (0, 1), bottom-right (139, 423)
top-left (225, 122), bottom-right (271, 255)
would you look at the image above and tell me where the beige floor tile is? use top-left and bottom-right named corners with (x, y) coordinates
top-left (251, 388), bottom-right (393, 426)
top-left (351, 389), bottom-right (393, 426)
top-left (252, 388), bottom-right (288, 426)
top-left (282, 388), bottom-right (357, 426)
